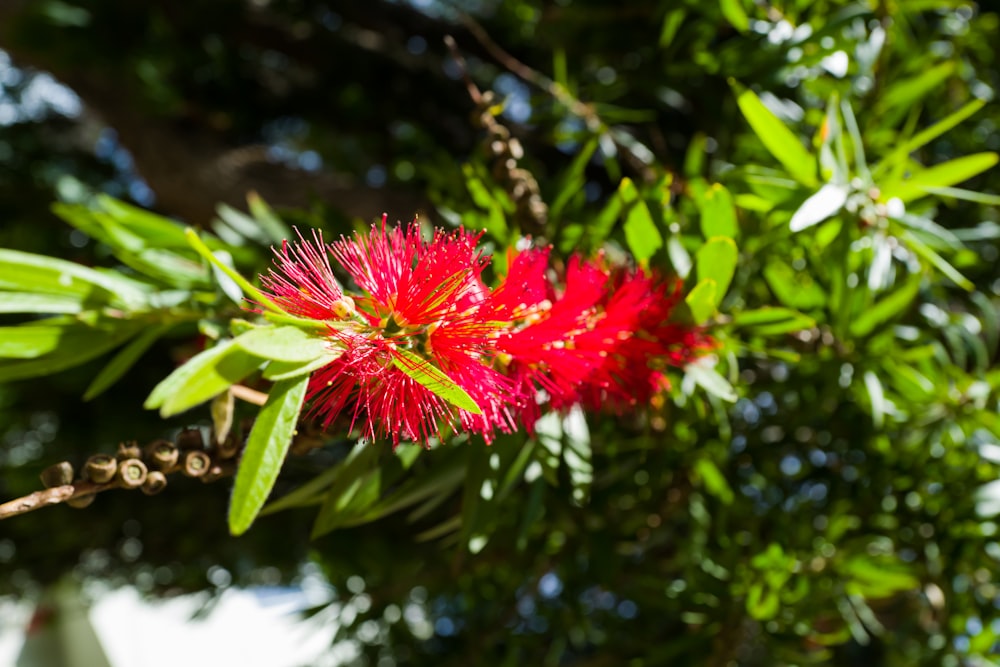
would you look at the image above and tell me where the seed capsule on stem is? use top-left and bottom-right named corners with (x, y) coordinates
top-left (141, 471), bottom-right (168, 496)
top-left (117, 459), bottom-right (148, 489)
top-left (182, 450), bottom-right (211, 478)
top-left (117, 441), bottom-right (142, 461)
top-left (40, 462), bottom-right (74, 488)
top-left (145, 440), bottom-right (179, 471)
top-left (200, 465), bottom-right (226, 483)
top-left (67, 494), bottom-right (95, 509)
top-left (84, 454), bottom-right (118, 484)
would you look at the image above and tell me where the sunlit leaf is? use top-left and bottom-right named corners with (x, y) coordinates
top-left (685, 279), bottom-right (717, 324)
top-left (695, 182), bottom-right (739, 239)
top-left (145, 340), bottom-right (263, 417)
top-left (619, 178), bottom-right (663, 263)
top-left (719, 0), bottom-right (749, 32)
top-left (850, 275), bottom-right (922, 337)
top-left (229, 375), bottom-right (309, 535)
top-left (235, 325), bottom-right (333, 363)
top-left (731, 307), bottom-right (816, 335)
top-left (882, 153), bottom-right (999, 203)
top-left (731, 81), bottom-right (818, 187)
top-left (695, 236), bottom-right (738, 305)
top-left (392, 348), bottom-right (481, 414)
top-left (0, 248), bottom-right (148, 310)
top-left (789, 183), bottom-right (849, 232)
top-left (84, 323), bottom-right (172, 400)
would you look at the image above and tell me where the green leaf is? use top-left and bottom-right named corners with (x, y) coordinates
top-left (619, 178), bottom-right (663, 263)
top-left (96, 195), bottom-right (193, 248)
top-left (693, 458), bottom-right (734, 505)
top-left (658, 8), bottom-right (686, 47)
top-left (391, 348), bottom-right (481, 414)
top-left (247, 192), bottom-right (293, 245)
top-left (0, 320), bottom-right (143, 382)
top-left (667, 235), bottom-right (692, 279)
top-left (731, 307), bottom-right (816, 335)
top-left (54, 204), bottom-right (213, 289)
top-left (900, 231), bottom-right (974, 291)
top-left (583, 185), bottom-right (624, 249)
top-left (0, 248), bottom-right (148, 310)
top-left (459, 442), bottom-right (492, 553)
top-left (310, 445), bottom-right (439, 536)
top-left (695, 182), bottom-right (739, 239)
top-left (685, 279), bottom-right (717, 324)
top-left (882, 153), bottom-right (999, 203)
top-left (863, 370), bottom-right (886, 428)
top-left (356, 452), bottom-right (467, 525)
top-left (235, 326), bottom-right (333, 363)
top-left (850, 275), bottom-right (922, 338)
top-left (145, 340), bottom-right (263, 417)
top-left (875, 99), bottom-right (986, 178)
top-left (763, 261), bottom-right (828, 310)
top-left (263, 351), bottom-right (342, 381)
top-left (838, 555), bottom-right (919, 598)
top-left (0, 292), bottom-right (84, 314)
top-left (789, 183), bottom-right (849, 232)
top-left (746, 582), bottom-right (780, 620)
top-left (877, 61), bottom-right (955, 116)
top-left (695, 236), bottom-right (738, 305)
top-left (0, 325), bottom-right (66, 359)
top-left (731, 81), bottom-right (818, 187)
top-left (719, 0), bottom-right (749, 32)
top-left (685, 360), bottom-right (738, 402)
top-left (84, 323), bottom-right (171, 400)
top-left (273, 443), bottom-right (380, 520)
top-left (919, 185), bottom-right (1000, 206)
top-left (549, 138), bottom-right (599, 222)
top-left (228, 375), bottom-right (309, 535)
top-left (462, 164), bottom-right (508, 241)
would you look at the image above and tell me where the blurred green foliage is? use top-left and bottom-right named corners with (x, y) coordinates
top-left (1, 0), bottom-right (1000, 665)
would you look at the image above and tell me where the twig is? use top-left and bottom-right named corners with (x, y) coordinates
top-left (232, 384), bottom-right (268, 406)
top-left (0, 481), bottom-right (111, 520)
top-left (444, 35), bottom-right (548, 233)
top-left (455, 11), bottom-right (655, 178)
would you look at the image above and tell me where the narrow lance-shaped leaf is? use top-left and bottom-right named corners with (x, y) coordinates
top-left (696, 182), bottom-right (739, 239)
top-left (719, 0), bottom-right (749, 32)
top-left (235, 325), bottom-right (334, 363)
top-left (229, 375), bottom-right (310, 535)
top-left (145, 340), bottom-right (264, 417)
top-left (731, 81), bottom-right (818, 188)
top-left (0, 248), bottom-right (148, 309)
top-left (790, 183), bottom-right (850, 232)
top-left (619, 178), bottom-right (663, 264)
top-left (695, 236), bottom-right (738, 305)
top-left (849, 274), bottom-right (922, 338)
top-left (84, 323), bottom-right (172, 400)
top-left (882, 153), bottom-right (999, 204)
top-left (392, 348), bottom-right (481, 414)
top-left (731, 307), bottom-right (816, 336)
top-left (685, 279), bottom-right (717, 325)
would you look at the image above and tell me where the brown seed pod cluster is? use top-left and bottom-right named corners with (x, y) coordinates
top-left (475, 91), bottom-right (548, 234)
top-left (1, 419), bottom-right (329, 521)
top-left (35, 426), bottom-right (247, 511)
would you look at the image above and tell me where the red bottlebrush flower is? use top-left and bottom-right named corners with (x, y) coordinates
top-left (259, 228), bottom-right (345, 320)
top-left (493, 251), bottom-right (621, 424)
top-left (577, 269), bottom-right (714, 411)
top-left (493, 248), bottom-right (715, 422)
top-left (267, 216), bottom-right (518, 445)
top-left (259, 218), bottom-right (715, 443)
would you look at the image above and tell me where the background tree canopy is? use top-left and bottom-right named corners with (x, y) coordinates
top-left (2, 0), bottom-right (1000, 665)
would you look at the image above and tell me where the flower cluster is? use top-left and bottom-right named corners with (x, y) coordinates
top-left (258, 217), bottom-right (714, 445)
